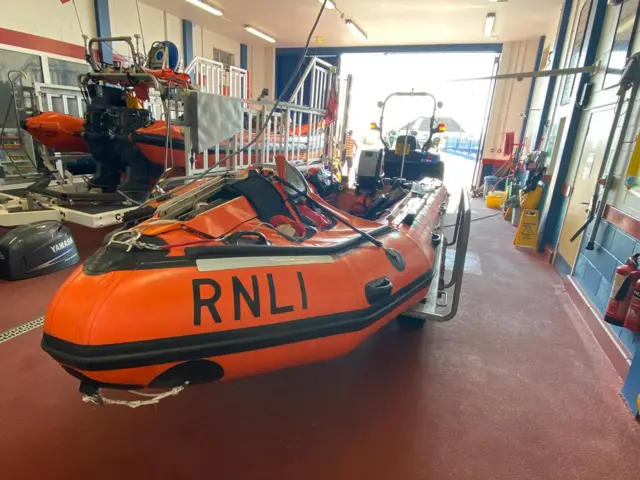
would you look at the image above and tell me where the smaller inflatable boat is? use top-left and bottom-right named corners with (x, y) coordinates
top-left (22, 112), bottom-right (88, 153)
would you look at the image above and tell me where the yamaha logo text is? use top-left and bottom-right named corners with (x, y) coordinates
top-left (51, 238), bottom-right (73, 253)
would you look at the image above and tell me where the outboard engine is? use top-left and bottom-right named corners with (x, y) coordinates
top-left (83, 83), bottom-right (158, 198)
top-left (356, 149), bottom-right (384, 192)
top-left (0, 221), bottom-right (79, 281)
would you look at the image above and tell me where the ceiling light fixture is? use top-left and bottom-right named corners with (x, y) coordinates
top-left (185, 0), bottom-right (223, 17)
top-left (245, 25), bottom-right (276, 43)
top-left (485, 13), bottom-right (496, 37)
top-left (319, 0), bottom-right (336, 9)
top-left (345, 20), bottom-right (367, 41)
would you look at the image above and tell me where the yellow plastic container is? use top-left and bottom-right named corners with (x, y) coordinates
top-left (486, 191), bottom-right (507, 209)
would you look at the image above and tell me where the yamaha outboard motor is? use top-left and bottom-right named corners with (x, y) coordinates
top-left (0, 221), bottom-right (79, 281)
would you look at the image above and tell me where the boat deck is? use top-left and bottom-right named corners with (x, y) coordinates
top-left (1, 195), bottom-right (639, 479)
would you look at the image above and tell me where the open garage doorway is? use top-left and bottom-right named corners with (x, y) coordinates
top-left (338, 51), bottom-right (499, 197)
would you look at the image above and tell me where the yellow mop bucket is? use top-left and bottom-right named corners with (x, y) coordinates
top-left (486, 191), bottom-right (507, 209)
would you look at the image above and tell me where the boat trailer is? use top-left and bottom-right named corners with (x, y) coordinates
top-left (405, 187), bottom-right (471, 323)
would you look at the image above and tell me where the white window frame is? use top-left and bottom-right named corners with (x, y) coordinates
top-left (212, 47), bottom-right (234, 68)
top-left (0, 42), bottom-right (87, 84)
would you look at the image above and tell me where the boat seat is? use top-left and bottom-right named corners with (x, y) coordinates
top-left (386, 135), bottom-right (424, 164)
top-left (230, 174), bottom-right (299, 224)
top-left (396, 135), bottom-right (418, 151)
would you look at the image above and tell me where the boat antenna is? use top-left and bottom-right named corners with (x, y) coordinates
top-left (135, 0), bottom-right (147, 55)
top-left (71, 0), bottom-right (86, 39)
top-left (142, 0), bottom-right (332, 206)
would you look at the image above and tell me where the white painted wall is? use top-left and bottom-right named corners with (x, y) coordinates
top-left (0, 0), bottom-right (96, 45)
top-left (201, 26), bottom-right (240, 66)
top-left (165, 13), bottom-right (183, 54)
top-left (110, 0), bottom-right (184, 63)
top-left (190, 24), bottom-right (240, 66)
top-left (249, 45), bottom-right (275, 100)
top-left (193, 25), bottom-right (203, 58)
top-left (0, 0), bottom-right (268, 78)
top-left (109, 0), bottom-right (164, 50)
top-left (483, 39), bottom-right (541, 160)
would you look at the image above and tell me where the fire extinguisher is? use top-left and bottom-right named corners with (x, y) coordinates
top-left (604, 254), bottom-right (640, 326)
top-left (624, 280), bottom-right (640, 332)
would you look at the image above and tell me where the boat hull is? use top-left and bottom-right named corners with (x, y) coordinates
top-left (42, 174), bottom-right (447, 390)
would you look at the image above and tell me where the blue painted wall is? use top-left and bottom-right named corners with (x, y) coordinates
top-left (182, 20), bottom-right (193, 67)
top-left (93, 0), bottom-right (112, 64)
top-left (571, 219), bottom-right (639, 357)
top-left (622, 349), bottom-right (640, 416)
top-left (240, 44), bottom-right (248, 70)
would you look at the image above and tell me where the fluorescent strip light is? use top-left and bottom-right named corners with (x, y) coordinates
top-left (319, 0), bottom-right (336, 9)
top-left (185, 0), bottom-right (223, 16)
top-left (245, 26), bottom-right (276, 43)
top-left (345, 20), bottom-right (367, 41)
top-left (485, 13), bottom-right (496, 37)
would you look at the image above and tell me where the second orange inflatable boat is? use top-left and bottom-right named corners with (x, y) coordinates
top-left (22, 112), bottom-right (88, 153)
top-left (41, 162), bottom-right (447, 393)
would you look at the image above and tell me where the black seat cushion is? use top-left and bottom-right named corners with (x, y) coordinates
top-left (395, 135), bottom-right (418, 151)
top-left (231, 174), bottom-right (295, 222)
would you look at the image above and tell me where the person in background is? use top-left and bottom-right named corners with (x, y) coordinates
top-left (344, 130), bottom-right (358, 179)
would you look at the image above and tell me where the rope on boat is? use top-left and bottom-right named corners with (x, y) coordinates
top-left (82, 383), bottom-right (189, 408)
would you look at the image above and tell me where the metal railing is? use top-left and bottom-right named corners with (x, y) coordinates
top-left (228, 66), bottom-right (248, 99)
top-left (288, 57), bottom-right (335, 165)
top-left (185, 57), bottom-right (225, 95)
top-left (182, 56), bottom-right (336, 177)
top-left (185, 57), bottom-right (248, 99)
top-left (182, 99), bottom-right (328, 177)
top-left (14, 55), bottom-right (334, 178)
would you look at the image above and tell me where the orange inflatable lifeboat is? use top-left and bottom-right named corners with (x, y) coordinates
top-left (41, 162), bottom-right (446, 395)
top-left (21, 112), bottom-right (88, 153)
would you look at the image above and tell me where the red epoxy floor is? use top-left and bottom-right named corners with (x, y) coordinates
top-left (1, 201), bottom-right (639, 480)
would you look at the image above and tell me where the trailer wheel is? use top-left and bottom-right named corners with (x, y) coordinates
top-left (397, 315), bottom-right (426, 329)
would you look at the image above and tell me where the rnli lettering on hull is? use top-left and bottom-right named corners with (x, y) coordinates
top-left (193, 271), bottom-right (308, 325)
top-left (51, 238), bottom-right (73, 253)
